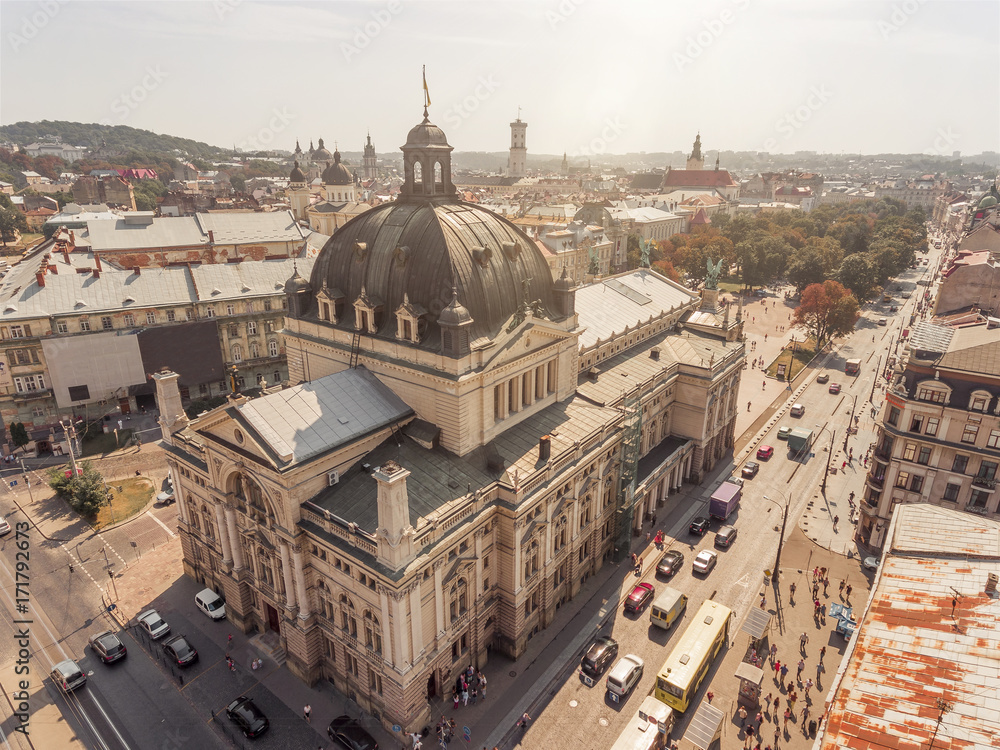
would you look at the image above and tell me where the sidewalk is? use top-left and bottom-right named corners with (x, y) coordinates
top-left (682, 526), bottom-right (873, 750)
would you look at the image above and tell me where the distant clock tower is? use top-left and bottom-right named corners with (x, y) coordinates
top-left (508, 113), bottom-right (527, 178)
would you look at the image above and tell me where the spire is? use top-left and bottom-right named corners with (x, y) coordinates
top-left (422, 65), bottom-right (431, 119)
top-left (715, 154), bottom-right (720, 171)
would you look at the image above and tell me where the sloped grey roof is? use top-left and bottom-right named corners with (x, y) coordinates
top-left (575, 270), bottom-right (699, 349)
top-left (190, 258), bottom-right (314, 300)
top-left (236, 367), bottom-right (413, 464)
top-left (84, 211), bottom-right (305, 252)
top-left (196, 210), bottom-right (305, 244)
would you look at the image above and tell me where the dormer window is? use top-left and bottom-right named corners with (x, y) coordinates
top-left (969, 390), bottom-right (991, 412)
top-left (395, 293), bottom-right (427, 344)
top-left (316, 282), bottom-right (345, 323)
top-left (353, 285), bottom-right (383, 334)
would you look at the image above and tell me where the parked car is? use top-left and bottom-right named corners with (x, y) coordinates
top-left (878, 318), bottom-right (887, 326)
top-left (0, 516), bottom-right (10, 535)
top-left (776, 426), bottom-right (792, 440)
top-left (226, 696), bottom-right (270, 738)
top-left (756, 445), bottom-right (774, 460)
top-left (51, 659), bottom-right (87, 693)
top-left (829, 383), bottom-right (842, 394)
top-left (328, 715), bottom-right (379, 750)
top-left (816, 373), bottom-right (830, 384)
top-left (606, 654), bottom-right (644, 700)
top-left (162, 634), bottom-right (199, 667)
top-left (741, 461), bottom-right (759, 479)
top-left (689, 516), bottom-right (710, 535)
top-left (88, 630), bottom-right (127, 664)
top-left (715, 526), bottom-right (738, 548)
top-left (901, 292), bottom-right (911, 298)
top-left (692, 549), bottom-right (718, 575)
top-left (137, 609), bottom-right (170, 640)
top-left (863, 555), bottom-right (881, 571)
top-left (790, 403), bottom-right (805, 417)
top-left (580, 636), bottom-right (619, 679)
top-left (194, 588), bottom-right (226, 620)
top-left (728, 475), bottom-right (745, 487)
top-left (656, 550), bottom-right (685, 577)
top-left (624, 582), bottom-right (655, 614)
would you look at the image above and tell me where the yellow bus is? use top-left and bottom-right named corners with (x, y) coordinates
top-left (609, 696), bottom-right (673, 750)
top-left (653, 599), bottom-right (732, 712)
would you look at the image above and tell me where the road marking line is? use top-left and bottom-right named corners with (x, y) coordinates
top-left (146, 510), bottom-right (176, 538)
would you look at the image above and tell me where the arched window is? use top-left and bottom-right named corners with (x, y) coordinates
top-left (249, 341), bottom-right (259, 359)
top-left (413, 161), bottom-right (422, 185)
top-left (434, 161), bottom-right (443, 187)
top-left (523, 542), bottom-right (539, 581)
top-left (339, 594), bottom-right (358, 637)
top-left (268, 339), bottom-right (279, 357)
top-left (363, 610), bottom-right (382, 654)
top-left (232, 344), bottom-right (243, 362)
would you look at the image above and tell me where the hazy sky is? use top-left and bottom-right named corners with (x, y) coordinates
top-left (2, 0), bottom-right (997, 158)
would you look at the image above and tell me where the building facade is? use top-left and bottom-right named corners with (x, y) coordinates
top-left (859, 321), bottom-right (1000, 550)
top-left (161, 108), bottom-right (744, 745)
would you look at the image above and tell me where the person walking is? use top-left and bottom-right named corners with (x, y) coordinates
top-left (833, 515), bottom-right (840, 531)
top-left (819, 646), bottom-right (826, 664)
top-left (783, 709), bottom-right (791, 729)
top-left (707, 691), bottom-right (714, 704)
top-left (764, 693), bottom-right (773, 715)
top-left (517, 713), bottom-right (531, 730)
top-left (846, 584), bottom-right (853, 601)
top-left (738, 706), bottom-right (748, 728)
top-left (799, 632), bottom-right (809, 654)
top-left (780, 663), bottom-right (789, 682)
top-left (839, 579), bottom-right (846, 597)
top-left (805, 678), bottom-right (814, 696)
top-left (769, 643), bottom-right (777, 663)
top-left (303, 704), bottom-right (312, 723)
top-left (773, 661), bottom-right (781, 683)
top-left (797, 659), bottom-right (805, 680)
top-left (789, 582), bottom-right (796, 601)
top-left (478, 671), bottom-right (487, 699)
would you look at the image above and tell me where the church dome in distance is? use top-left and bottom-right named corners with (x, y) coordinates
top-left (978, 194), bottom-right (998, 209)
top-left (322, 150), bottom-right (353, 186)
top-left (313, 137), bottom-right (334, 162)
top-left (289, 160), bottom-right (306, 182)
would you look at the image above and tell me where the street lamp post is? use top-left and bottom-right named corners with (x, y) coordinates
top-left (821, 429), bottom-right (836, 496)
top-left (763, 493), bottom-right (790, 585)
top-left (843, 395), bottom-right (858, 451)
top-left (869, 355), bottom-right (882, 403)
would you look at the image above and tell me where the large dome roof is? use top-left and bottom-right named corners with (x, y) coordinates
top-left (313, 137), bottom-right (334, 161)
top-left (405, 115), bottom-right (449, 148)
top-left (310, 200), bottom-right (557, 348)
top-left (322, 151), bottom-right (353, 186)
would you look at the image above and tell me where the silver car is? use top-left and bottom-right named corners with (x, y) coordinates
top-left (137, 609), bottom-right (171, 640)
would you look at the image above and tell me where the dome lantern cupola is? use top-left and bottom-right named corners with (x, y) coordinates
top-left (400, 107), bottom-right (455, 200)
top-left (285, 261), bottom-right (313, 319)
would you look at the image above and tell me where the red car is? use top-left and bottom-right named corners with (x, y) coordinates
top-left (756, 445), bottom-right (774, 460)
top-left (829, 383), bottom-right (842, 394)
top-left (624, 582), bottom-right (655, 614)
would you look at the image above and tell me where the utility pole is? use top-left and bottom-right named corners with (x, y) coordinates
top-left (869, 355), bottom-right (882, 403)
top-left (843, 395), bottom-right (858, 451)
top-left (60, 420), bottom-right (79, 478)
top-left (821, 429), bottom-right (836, 496)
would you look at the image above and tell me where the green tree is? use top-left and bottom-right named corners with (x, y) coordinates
top-left (736, 233), bottom-right (793, 289)
top-left (786, 246), bottom-right (828, 291)
top-left (792, 280), bottom-right (860, 350)
top-left (837, 252), bottom-right (879, 301)
top-left (47, 461), bottom-right (108, 518)
top-left (8, 422), bottom-right (29, 450)
top-left (230, 174), bottom-right (246, 194)
top-left (0, 194), bottom-right (28, 246)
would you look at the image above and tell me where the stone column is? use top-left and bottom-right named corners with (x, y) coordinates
top-left (409, 583), bottom-right (423, 660)
top-left (279, 540), bottom-right (296, 609)
top-left (291, 544), bottom-right (310, 619)
top-left (225, 504), bottom-right (244, 570)
top-left (513, 519), bottom-right (525, 591)
top-left (174, 481), bottom-right (189, 525)
top-left (523, 369), bottom-right (535, 407)
top-left (474, 529), bottom-right (485, 598)
top-left (214, 502), bottom-right (232, 564)
top-left (379, 587), bottom-right (394, 668)
top-left (390, 592), bottom-right (410, 666)
top-left (433, 560), bottom-right (445, 638)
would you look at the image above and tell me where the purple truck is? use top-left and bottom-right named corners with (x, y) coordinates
top-left (709, 480), bottom-right (742, 521)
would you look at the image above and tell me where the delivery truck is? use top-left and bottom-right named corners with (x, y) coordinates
top-left (709, 480), bottom-right (742, 521)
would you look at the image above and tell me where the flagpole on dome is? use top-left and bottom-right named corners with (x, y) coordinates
top-left (422, 65), bottom-right (431, 119)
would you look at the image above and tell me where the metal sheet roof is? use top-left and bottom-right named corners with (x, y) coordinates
top-left (575, 270), bottom-right (698, 349)
top-left (684, 702), bottom-right (725, 750)
top-left (740, 607), bottom-right (772, 639)
top-left (820, 503), bottom-right (1000, 750)
top-left (236, 366), bottom-right (412, 464)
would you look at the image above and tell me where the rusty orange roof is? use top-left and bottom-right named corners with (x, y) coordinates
top-left (820, 504), bottom-right (1000, 750)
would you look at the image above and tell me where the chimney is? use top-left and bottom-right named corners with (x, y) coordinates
top-left (62, 249), bottom-right (70, 264)
top-left (133, 266), bottom-right (140, 276)
top-left (650, 347), bottom-right (660, 361)
top-left (987, 572), bottom-right (999, 595)
top-left (539, 435), bottom-right (551, 462)
top-left (49, 264), bottom-right (57, 274)
top-left (374, 460), bottom-right (416, 570)
top-left (92, 268), bottom-right (100, 279)
top-left (35, 272), bottom-right (45, 288)
top-left (94, 253), bottom-right (102, 271)
top-left (208, 230), bottom-right (215, 243)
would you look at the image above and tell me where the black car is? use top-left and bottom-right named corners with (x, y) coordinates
top-left (162, 635), bottom-right (199, 667)
top-left (689, 516), bottom-right (710, 535)
top-left (656, 549), bottom-right (685, 577)
top-left (328, 715), bottom-right (378, 750)
top-left (88, 630), bottom-right (127, 664)
top-left (580, 635), bottom-right (619, 679)
top-left (226, 696), bottom-right (270, 738)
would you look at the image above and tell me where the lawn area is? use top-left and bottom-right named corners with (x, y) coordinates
top-left (765, 339), bottom-right (817, 382)
top-left (92, 476), bottom-right (154, 529)
top-left (81, 428), bottom-right (133, 456)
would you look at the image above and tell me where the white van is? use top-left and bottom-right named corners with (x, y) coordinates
top-left (649, 587), bottom-right (688, 630)
top-left (51, 659), bottom-right (87, 693)
top-left (195, 588), bottom-right (226, 620)
top-left (790, 403), bottom-right (805, 417)
top-left (606, 654), bottom-right (644, 700)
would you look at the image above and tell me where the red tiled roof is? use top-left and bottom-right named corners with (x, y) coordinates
top-left (662, 169), bottom-right (737, 188)
top-left (690, 208), bottom-right (710, 225)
